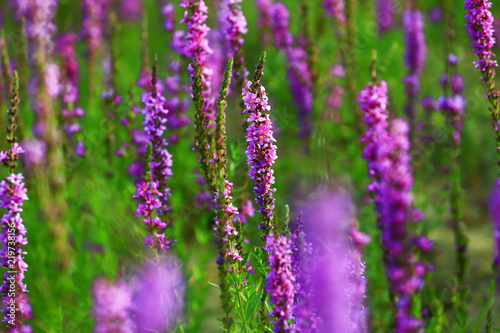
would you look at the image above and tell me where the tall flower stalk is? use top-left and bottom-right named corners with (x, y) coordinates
top-left (437, 52), bottom-right (469, 325)
top-left (59, 33), bottom-right (86, 157)
top-left (264, 234), bottom-right (295, 333)
top-left (465, 0), bottom-right (500, 173)
top-left (0, 72), bottom-right (32, 332)
top-left (222, 0), bottom-right (248, 94)
top-left (180, 0), bottom-right (217, 192)
top-left (402, 8), bottom-right (427, 139)
top-left (241, 52), bottom-right (277, 235)
top-left (133, 60), bottom-right (174, 253)
top-left (24, 0), bottom-right (72, 268)
top-left (271, 3), bottom-right (314, 139)
top-left (359, 70), bottom-right (432, 331)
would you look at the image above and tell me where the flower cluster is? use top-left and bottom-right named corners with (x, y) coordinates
top-left (133, 178), bottom-right (172, 251)
top-left (59, 33), bottom-right (86, 156)
top-left (271, 3), bottom-right (314, 139)
top-left (265, 234), bottom-right (295, 333)
top-left (302, 191), bottom-right (368, 333)
top-left (271, 3), bottom-right (293, 50)
top-left (359, 81), bottom-right (431, 331)
top-left (222, 0), bottom-right (248, 88)
top-left (119, 0), bottom-right (142, 21)
top-left (357, 80), bottom-right (390, 206)
top-left (82, 0), bottom-right (110, 57)
top-left (141, 88), bottom-right (173, 212)
top-left (213, 180), bottom-right (242, 265)
top-left (0, 148), bottom-right (31, 332)
top-left (402, 9), bottom-right (426, 124)
top-left (376, 0), bottom-right (395, 32)
top-left (131, 259), bottom-right (185, 332)
top-left (436, 54), bottom-right (466, 147)
top-left (93, 279), bottom-right (135, 333)
top-left (290, 215), bottom-right (318, 332)
top-left (465, 0), bottom-right (498, 77)
top-left (323, 0), bottom-right (346, 25)
top-left (242, 80), bottom-right (278, 231)
top-left (379, 119), bottom-right (430, 332)
top-left (179, 0), bottom-right (215, 120)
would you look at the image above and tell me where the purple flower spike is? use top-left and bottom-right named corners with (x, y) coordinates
top-left (222, 0), bottom-right (248, 87)
top-left (59, 33), bottom-right (86, 153)
top-left (271, 3), bottom-right (293, 50)
top-left (323, 0), bottom-right (346, 25)
top-left (119, 0), bottom-right (143, 21)
top-left (489, 178), bottom-right (500, 284)
top-left (179, 0), bottom-right (215, 122)
top-left (377, 0), bottom-right (395, 32)
top-left (82, 0), bottom-right (110, 58)
top-left (302, 191), bottom-right (369, 333)
top-left (465, 0), bottom-right (498, 77)
top-left (242, 80), bottom-right (278, 231)
top-left (403, 9), bottom-right (427, 127)
top-left (264, 234), bottom-right (295, 333)
top-left (131, 258), bottom-right (185, 332)
top-left (93, 279), bottom-right (135, 333)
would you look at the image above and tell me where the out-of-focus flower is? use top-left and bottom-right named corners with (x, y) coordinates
top-left (93, 279), bottom-right (135, 333)
top-left (131, 258), bottom-right (185, 332)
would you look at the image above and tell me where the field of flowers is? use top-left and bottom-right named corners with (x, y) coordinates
top-left (1, 0), bottom-right (500, 332)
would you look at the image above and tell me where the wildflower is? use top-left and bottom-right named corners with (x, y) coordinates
top-left (465, 0), bottom-right (497, 77)
top-left (264, 234), bottom-right (295, 332)
top-left (323, 0), bottom-right (346, 25)
top-left (242, 76), bottom-right (278, 232)
top-left (131, 258), bottom-right (185, 332)
top-left (93, 279), bottom-right (135, 333)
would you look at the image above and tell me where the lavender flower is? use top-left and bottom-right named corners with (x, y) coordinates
top-left (377, 0), bottom-right (395, 32)
top-left (92, 279), bottom-right (135, 333)
top-left (402, 9), bottom-right (426, 128)
top-left (131, 258), bottom-right (185, 332)
top-left (254, 0), bottom-right (274, 45)
top-left (264, 234), bottom-right (295, 332)
top-left (489, 178), bottom-right (500, 283)
top-left (242, 76), bottom-right (278, 232)
top-left (465, 0), bottom-right (497, 77)
top-left (323, 0), bottom-right (346, 25)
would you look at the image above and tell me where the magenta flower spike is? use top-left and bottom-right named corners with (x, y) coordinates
top-left (241, 57), bottom-right (278, 233)
top-left (264, 234), bottom-right (295, 333)
top-left (179, 0), bottom-right (215, 122)
top-left (222, 0), bottom-right (248, 89)
top-left (133, 61), bottom-right (174, 252)
top-left (92, 279), bottom-right (135, 333)
top-left (465, 0), bottom-right (497, 77)
top-left (0, 73), bottom-right (32, 332)
top-left (82, 0), bottom-right (110, 64)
